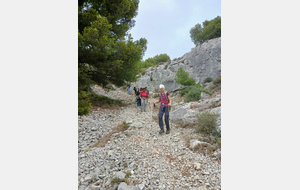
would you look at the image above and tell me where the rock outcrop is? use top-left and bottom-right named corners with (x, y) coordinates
top-left (133, 37), bottom-right (221, 92)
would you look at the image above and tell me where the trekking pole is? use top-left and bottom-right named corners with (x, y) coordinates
top-left (151, 102), bottom-right (155, 127)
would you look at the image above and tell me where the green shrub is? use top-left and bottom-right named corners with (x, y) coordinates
top-left (111, 177), bottom-right (124, 185)
top-left (180, 86), bottom-right (193, 96)
top-left (125, 170), bottom-right (131, 178)
top-left (204, 77), bottom-right (213, 83)
top-left (78, 91), bottom-right (92, 115)
top-left (185, 87), bottom-right (202, 102)
top-left (88, 92), bottom-right (125, 107)
top-left (153, 94), bottom-right (159, 98)
top-left (180, 85), bottom-right (212, 102)
top-left (175, 68), bottom-right (196, 86)
top-left (195, 111), bottom-right (220, 136)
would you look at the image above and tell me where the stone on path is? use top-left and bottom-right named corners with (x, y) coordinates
top-left (118, 182), bottom-right (139, 190)
top-left (115, 171), bottom-right (126, 180)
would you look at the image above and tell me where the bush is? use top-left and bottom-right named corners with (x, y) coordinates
top-left (185, 87), bottom-right (202, 102)
top-left (195, 111), bottom-right (220, 136)
top-left (208, 75), bottom-right (221, 94)
top-left (180, 85), bottom-right (212, 102)
top-left (88, 92), bottom-right (125, 107)
top-left (78, 91), bottom-right (92, 115)
top-left (175, 68), bottom-right (196, 86)
top-left (204, 77), bottom-right (213, 83)
top-left (153, 94), bottom-right (159, 98)
top-left (213, 75), bottom-right (221, 86)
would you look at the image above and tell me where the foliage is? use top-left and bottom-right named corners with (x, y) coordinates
top-left (78, 91), bottom-right (92, 115)
top-left (204, 77), bottom-right (213, 83)
top-left (195, 111), bottom-right (220, 136)
top-left (174, 68), bottom-right (196, 86)
top-left (88, 92), bottom-right (125, 107)
top-left (185, 87), bottom-right (203, 102)
top-left (180, 84), bottom-right (212, 102)
top-left (190, 16), bottom-right (221, 46)
top-left (125, 170), bottom-right (132, 178)
top-left (139, 53), bottom-right (171, 71)
top-left (111, 177), bottom-right (124, 185)
top-left (78, 0), bottom-right (148, 90)
top-left (153, 94), bottom-right (159, 98)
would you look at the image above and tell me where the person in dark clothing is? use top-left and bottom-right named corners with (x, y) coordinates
top-left (127, 83), bottom-right (131, 95)
top-left (135, 88), bottom-right (141, 110)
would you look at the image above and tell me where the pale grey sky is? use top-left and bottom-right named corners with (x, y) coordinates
top-left (130, 0), bottom-right (221, 60)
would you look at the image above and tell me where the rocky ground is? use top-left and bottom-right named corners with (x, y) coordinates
top-left (78, 85), bottom-right (221, 190)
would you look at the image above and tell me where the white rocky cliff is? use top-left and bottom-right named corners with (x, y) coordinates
top-left (133, 37), bottom-right (221, 91)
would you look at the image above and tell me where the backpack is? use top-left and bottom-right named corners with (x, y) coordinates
top-left (159, 91), bottom-right (169, 103)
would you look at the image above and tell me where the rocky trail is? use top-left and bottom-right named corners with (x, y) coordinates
top-left (78, 85), bottom-right (221, 190)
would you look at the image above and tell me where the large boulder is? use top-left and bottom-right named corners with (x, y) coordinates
top-left (170, 94), bottom-right (221, 128)
top-left (133, 37), bottom-right (221, 92)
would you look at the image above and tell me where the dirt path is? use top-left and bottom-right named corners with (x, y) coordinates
top-left (78, 85), bottom-right (221, 190)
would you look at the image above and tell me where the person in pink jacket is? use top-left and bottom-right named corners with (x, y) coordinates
top-left (152, 84), bottom-right (172, 134)
top-left (139, 88), bottom-right (148, 112)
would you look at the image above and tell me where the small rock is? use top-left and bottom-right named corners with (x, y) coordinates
top-left (115, 171), bottom-right (126, 180)
top-left (84, 175), bottom-right (92, 182)
top-left (201, 92), bottom-right (210, 99)
top-left (138, 183), bottom-right (145, 190)
top-left (193, 163), bottom-right (201, 170)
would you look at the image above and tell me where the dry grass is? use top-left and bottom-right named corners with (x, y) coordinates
top-left (190, 103), bottom-right (202, 109)
top-left (208, 75), bottom-right (221, 94)
top-left (174, 95), bottom-right (185, 103)
top-left (166, 155), bottom-right (176, 163)
top-left (190, 100), bottom-right (221, 111)
top-left (210, 100), bottom-right (221, 108)
top-left (181, 169), bottom-right (191, 177)
top-left (184, 135), bottom-right (200, 148)
top-left (177, 122), bottom-right (195, 128)
top-left (184, 134), bottom-right (220, 156)
top-left (192, 143), bottom-right (217, 155)
top-left (89, 122), bottom-right (130, 149)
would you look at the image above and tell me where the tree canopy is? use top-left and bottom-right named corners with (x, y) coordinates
top-left (78, 0), bottom-right (147, 91)
top-left (190, 16), bottom-right (221, 46)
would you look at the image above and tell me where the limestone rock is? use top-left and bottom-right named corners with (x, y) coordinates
top-left (133, 37), bottom-right (221, 92)
top-left (193, 163), bottom-right (201, 170)
top-left (115, 171), bottom-right (126, 180)
top-left (118, 182), bottom-right (139, 190)
top-left (201, 92), bottom-right (210, 99)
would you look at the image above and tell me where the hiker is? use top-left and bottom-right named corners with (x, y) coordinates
top-left (133, 86), bottom-right (137, 94)
top-left (152, 84), bottom-right (172, 134)
top-left (135, 88), bottom-right (141, 110)
top-left (127, 83), bottom-right (131, 95)
top-left (139, 88), bottom-right (148, 112)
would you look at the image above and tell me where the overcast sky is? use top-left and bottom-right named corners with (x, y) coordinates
top-left (129, 0), bottom-right (221, 60)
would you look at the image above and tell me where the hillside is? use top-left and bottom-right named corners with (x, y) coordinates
top-left (133, 37), bottom-right (221, 92)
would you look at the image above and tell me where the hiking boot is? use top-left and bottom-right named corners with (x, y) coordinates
top-left (166, 129), bottom-right (170, 134)
top-left (159, 129), bottom-right (164, 134)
